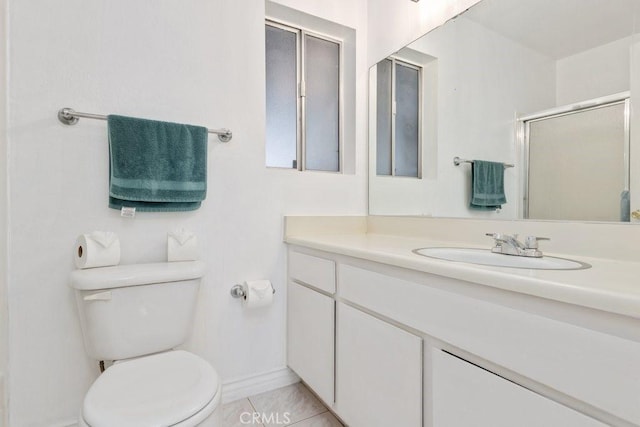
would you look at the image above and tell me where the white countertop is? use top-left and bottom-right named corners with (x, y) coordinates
top-left (286, 232), bottom-right (640, 319)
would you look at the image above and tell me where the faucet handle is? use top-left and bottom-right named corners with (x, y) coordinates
top-left (486, 232), bottom-right (508, 238)
top-left (524, 236), bottom-right (550, 249)
top-left (485, 232), bottom-right (504, 241)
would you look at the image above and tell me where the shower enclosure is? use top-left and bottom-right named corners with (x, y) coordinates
top-left (519, 93), bottom-right (630, 222)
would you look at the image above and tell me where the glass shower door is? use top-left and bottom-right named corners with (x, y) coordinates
top-left (525, 100), bottom-right (629, 222)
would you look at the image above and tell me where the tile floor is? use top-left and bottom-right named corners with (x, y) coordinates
top-left (223, 382), bottom-right (344, 427)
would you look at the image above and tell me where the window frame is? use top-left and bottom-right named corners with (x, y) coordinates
top-left (378, 56), bottom-right (423, 178)
top-left (266, 19), bottom-right (344, 173)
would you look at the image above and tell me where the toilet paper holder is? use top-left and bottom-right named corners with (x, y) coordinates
top-left (230, 283), bottom-right (276, 299)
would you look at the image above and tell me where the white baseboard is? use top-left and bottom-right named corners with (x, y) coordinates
top-left (222, 367), bottom-right (300, 404)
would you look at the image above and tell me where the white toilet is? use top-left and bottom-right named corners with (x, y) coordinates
top-left (70, 261), bottom-right (222, 427)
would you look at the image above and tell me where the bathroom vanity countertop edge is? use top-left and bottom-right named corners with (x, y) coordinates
top-left (285, 233), bottom-right (640, 319)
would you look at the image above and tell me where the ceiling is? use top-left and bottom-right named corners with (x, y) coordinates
top-left (464, 0), bottom-right (640, 59)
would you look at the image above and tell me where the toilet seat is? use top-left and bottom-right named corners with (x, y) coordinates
top-left (81, 350), bottom-right (219, 427)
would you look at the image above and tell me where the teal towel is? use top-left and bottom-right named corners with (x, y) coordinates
top-left (107, 115), bottom-right (208, 212)
top-left (621, 190), bottom-right (630, 222)
top-left (470, 160), bottom-right (506, 210)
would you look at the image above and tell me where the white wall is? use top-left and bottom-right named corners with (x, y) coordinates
top-left (556, 37), bottom-right (631, 106)
top-left (0, 0), bottom-right (7, 423)
top-left (367, 0), bottom-right (481, 65)
top-left (370, 17), bottom-right (556, 218)
top-left (5, 0), bottom-right (367, 425)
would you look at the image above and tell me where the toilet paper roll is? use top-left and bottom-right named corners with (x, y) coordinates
top-left (243, 280), bottom-right (274, 309)
top-left (167, 229), bottom-right (199, 262)
top-left (74, 231), bottom-right (121, 269)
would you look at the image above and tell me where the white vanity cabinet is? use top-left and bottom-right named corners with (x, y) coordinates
top-left (336, 302), bottom-right (422, 427)
top-left (287, 249), bottom-right (422, 426)
top-left (286, 246), bottom-right (639, 427)
top-left (432, 349), bottom-right (606, 427)
top-left (287, 252), bottom-right (336, 405)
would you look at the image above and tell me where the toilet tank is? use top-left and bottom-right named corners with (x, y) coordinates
top-left (70, 261), bottom-right (206, 361)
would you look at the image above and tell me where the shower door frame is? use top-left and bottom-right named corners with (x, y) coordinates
top-left (516, 91), bottom-right (630, 220)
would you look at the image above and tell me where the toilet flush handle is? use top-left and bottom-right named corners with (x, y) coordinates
top-left (83, 291), bottom-right (112, 301)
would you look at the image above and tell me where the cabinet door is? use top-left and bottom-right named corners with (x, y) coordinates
top-left (287, 281), bottom-right (334, 404)
top-left (336, 302), bottom-right (422, 427)
top-left (432, 349), bottom-right (606, 427)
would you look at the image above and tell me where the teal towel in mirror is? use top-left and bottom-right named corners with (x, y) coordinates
top-left (107, 115), bottom-right (208, 212)
top-left (470, 160), bottom-right (506, 210)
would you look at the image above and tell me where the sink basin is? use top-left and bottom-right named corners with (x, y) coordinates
top-left (413, 247), bottom-right (591, 270)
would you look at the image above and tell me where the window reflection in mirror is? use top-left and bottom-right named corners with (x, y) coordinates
top-left (376, 58), bottom-right (421, 177)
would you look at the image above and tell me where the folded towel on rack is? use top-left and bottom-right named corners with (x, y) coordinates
top-left (107, 115), bottom-right (208, 212)
top-left (470, 160), bottom-right (506, 210)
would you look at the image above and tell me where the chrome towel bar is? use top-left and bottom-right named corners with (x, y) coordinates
top-left (57, 107), bottom-right (233, 142)
top-left (453, 156), bottom-right (514, 168)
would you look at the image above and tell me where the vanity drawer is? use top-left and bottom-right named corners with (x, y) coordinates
top-left (289, 251), bottom-right (336, 294)
top-left (339, 263), bottom-right (640, 425)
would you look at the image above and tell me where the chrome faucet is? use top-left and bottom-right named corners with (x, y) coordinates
top-left (485, 233), bottom-right (549, 258)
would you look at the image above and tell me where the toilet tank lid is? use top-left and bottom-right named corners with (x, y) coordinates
top-left (70, 261), bottom-right (206, 290)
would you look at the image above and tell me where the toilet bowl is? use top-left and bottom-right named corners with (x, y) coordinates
top-left (70, 261), bottom-right (220, 427)
top-left (78, 351), bottom-right (222, 427)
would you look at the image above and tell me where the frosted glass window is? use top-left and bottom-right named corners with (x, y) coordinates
top-left (395, 63), bottom-right (419, 177)
top-left (265, 25), bottom-right (298, 168)
top-left (305, 35), bottom-right (340, 172)
top-left (265, 21), bottom-right (342, 172)
top-left (376, 59), bottom-right (392, 175)
top-left (375, 58), bottom-right (421, 177)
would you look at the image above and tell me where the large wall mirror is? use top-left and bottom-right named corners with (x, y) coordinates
top-left (369, 0), bottom-right (640, 223)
